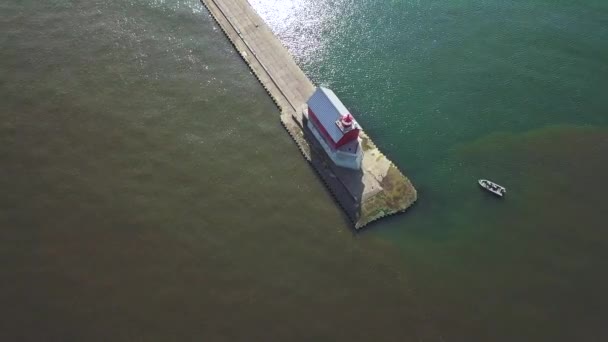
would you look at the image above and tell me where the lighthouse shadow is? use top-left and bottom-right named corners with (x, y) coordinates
top-left (301, 116), bottom-right (365, 230)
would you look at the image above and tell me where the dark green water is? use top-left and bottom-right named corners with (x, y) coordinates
top-left (1, 0), bottom-right (607, 340)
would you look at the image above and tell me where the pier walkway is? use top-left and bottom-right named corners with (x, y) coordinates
top-left (201, 0), bottom-right (314, 117)
top-left (200, 0), bottom-right (417, 228)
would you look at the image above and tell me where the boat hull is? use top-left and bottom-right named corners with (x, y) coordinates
top-left (478, 179), bottom-right (506, 197)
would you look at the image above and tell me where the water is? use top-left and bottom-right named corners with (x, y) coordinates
top-left (1, 0), bottom-right (607, 340)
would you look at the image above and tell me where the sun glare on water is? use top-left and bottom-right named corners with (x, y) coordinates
top-left (247, 0), bottom-right (340, 65)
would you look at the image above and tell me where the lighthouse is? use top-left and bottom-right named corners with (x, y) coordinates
top-left (306, 87), bottom-right (363, 170)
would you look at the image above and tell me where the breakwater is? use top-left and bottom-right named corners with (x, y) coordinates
top-left (200, 0), bottom-right (417, 228)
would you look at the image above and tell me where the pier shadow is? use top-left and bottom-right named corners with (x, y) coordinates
top-left (300, 116), bottom-right (365, 229)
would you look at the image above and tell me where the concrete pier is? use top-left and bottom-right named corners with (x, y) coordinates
top-left (200, 0), bottom-right (417, 228)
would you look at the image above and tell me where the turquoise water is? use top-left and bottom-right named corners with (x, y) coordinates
top-left (254, 1), bottom-right (608, 339)
top-left (2, 0), bottom-right (607, 340)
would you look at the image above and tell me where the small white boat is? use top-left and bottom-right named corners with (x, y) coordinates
top-left (478, 179), bottom-right (506, 197)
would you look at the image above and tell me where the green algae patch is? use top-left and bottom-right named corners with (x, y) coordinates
top-left (358, 164), bottom-right (417, 228)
